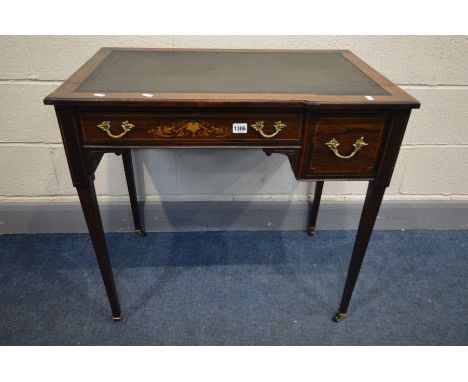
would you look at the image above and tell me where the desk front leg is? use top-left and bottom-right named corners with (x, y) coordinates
top-left (55, 107), bottom-right (122, 320)
top-left (333, 180), bottom-right (386, 322)
top-left (77, 180), bottom-right (122, 320)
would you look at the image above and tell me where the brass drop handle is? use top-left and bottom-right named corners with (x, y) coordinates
top-left (97, 120), bottom-right (135, 139)
top-left (325, 137), bottom-right (368, 159)
top-left (251, 120), bottom-right (287, 138)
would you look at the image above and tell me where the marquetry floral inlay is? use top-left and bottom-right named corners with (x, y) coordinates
top-left (148, 121), bottom-right (230, 138)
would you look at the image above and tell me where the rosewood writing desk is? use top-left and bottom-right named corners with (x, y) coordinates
top-left (44, 48), bottom-right (420, 322)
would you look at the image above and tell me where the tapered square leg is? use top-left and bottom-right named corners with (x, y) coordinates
top-left (307, 181), bottom-right (324, 236)
top-left (333, 181), bottom-right (386, 322)
top-left (77, 181), bottom-right (122, 320)
top-left (122, 149), bottom-right (145, 237)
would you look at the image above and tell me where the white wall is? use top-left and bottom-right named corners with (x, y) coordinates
top-left (1, 36), bottom-right (467, 204)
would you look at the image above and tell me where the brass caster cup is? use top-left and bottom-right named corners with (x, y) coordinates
top-left (332, 312), bottom-right (347, 323)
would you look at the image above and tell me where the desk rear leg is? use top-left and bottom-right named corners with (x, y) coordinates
top-left (122, 150), bottom-right (145, 237)
top-left (307, 181), bottom-right (324, 236)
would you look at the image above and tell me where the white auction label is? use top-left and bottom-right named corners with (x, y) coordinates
top-left (232, 123), bottom-right (248, 133)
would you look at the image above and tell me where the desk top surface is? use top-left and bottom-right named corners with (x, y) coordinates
top-left (44, 48), bottom-right (419, 107)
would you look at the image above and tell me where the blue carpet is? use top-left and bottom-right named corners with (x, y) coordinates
top-left (0, 231), bottom-right (466, 345)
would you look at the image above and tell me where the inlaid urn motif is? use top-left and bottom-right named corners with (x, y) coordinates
top-left (148, 120), bottom-right (230, 138)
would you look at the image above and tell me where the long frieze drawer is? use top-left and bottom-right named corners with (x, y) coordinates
top-left (305, 115), bottom-right (386, 176)
top-left (79, 113), bottom-right (304, 143)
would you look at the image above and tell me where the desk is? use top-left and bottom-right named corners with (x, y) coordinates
top-left (44, 48), bottom-right (420, 322)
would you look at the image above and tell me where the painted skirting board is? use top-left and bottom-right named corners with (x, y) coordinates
top-left (0, 201), bottom-right (466, 234)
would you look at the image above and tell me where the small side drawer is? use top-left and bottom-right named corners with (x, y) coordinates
top-left (79, 113), bottom-right (303, 145)
top-left (305, 115), bottom-right (386, 176)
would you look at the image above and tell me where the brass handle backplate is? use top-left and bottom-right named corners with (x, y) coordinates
top-left (97, 120), bottom-right (135, 139)
top-left (251, 120), bottom-right (287, 138)
top-left (325, 137), bottom-right (368, 159)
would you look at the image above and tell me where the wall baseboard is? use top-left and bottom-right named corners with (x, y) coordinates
top-left (0, 200), bottom-right (466, 234)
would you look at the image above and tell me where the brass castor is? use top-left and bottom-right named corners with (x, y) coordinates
top-left (112, 314), bottom-right (123, 322)
top-left (135, 229), bottom-right (146, 237)
top-left (332, 312), bottom-right (347, 323)
top-left (307, 227), bottom-right (316, 236)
